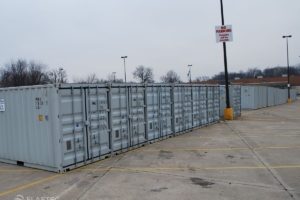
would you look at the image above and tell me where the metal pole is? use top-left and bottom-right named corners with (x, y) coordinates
top-left (190, 66), bottom-right (192, 84)
top-left (286, 38), bottom-right (290, 99)
top-left (188, 65), bottom-right (192, 84)
top-left (124, 58), bottom-right (127, 83)
top-left (220, 0), bottom-right (230, 108)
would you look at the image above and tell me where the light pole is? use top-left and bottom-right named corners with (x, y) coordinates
top-left (121, 56), bottom-right (128, 83)
top-left (188, 65), bottom-right (192, 84)
top-left (59, 68), bottom-right (63, 83)
top-left (282, 35), bottom-right (292, 103)
top-left (112, 72), bottom-right (116, 82)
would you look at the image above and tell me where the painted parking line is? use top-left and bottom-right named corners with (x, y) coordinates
top-left (0, 170), bottom-right (41, 172)
top-left (193, 128), bottom-right (300, 132)
top-left (171, 134), bottom-right (300, 140)
top-left (231, 128), bottom-right (300, 131)
top-left (0, 174), bottom-right (61, 197)
top-left (81, 165), bottom-right (300, 171)
top-left (133, 145), bottom-right (300, 152)
top-left (241, 110), bottom-right (257, 116)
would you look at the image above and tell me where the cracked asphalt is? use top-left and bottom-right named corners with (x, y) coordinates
top-left (0, 98), bottom-right (299, 200)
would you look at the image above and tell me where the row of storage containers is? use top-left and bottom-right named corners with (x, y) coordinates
top-left (241, 86), bottom-right (297, 110)
top-left (0, 83), bottom-right (220, 173)
top-left (220, 85), bottom-right (241, 118)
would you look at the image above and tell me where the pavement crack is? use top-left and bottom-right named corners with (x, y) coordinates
top-left (110, 167), bottom-right (300, 193)
top-left (225, 122), bottom-right (296, 200)
top-left (76, 153), bottom-right (127, 200)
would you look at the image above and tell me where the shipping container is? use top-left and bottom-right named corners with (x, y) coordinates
top-left (220, 85), bottom-right (241, 118)
top-left (0, 85), bottom-right (112, 173)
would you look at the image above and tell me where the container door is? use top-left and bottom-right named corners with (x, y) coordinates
top-left (213, 86), bottom-right (220, 122)
top-left (200, 86), bottom-right (208, 125)
top-left (173, 86), bottom-right (193, 133)
top-left (159, 86), bottom-right (172, 138)
top-left (192, 86), bottom-right (200, 128)
top-left (111, 87), bottom-right (131, 152)
top-left (128, 86), bottom-right (146, 148)
top-left (233, 86), bottom-right (241, 117)
top-left (61, 87), bottom-right (88, 167)
top-left (183, 86), bottom-right (193, 131)
top-left (207, 86), bottom-right (214, 123)
top-left (173, 86), bottom-right (183, 134)
top-left (146, 86), bottom-right (160, 141)
top-left (85, 87), bottom-right (110, 161)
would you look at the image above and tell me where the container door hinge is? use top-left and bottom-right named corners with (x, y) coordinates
top-left (59, 139), bottom-right (62, 143)
top-left (85, 121), bottom-right (90, 126)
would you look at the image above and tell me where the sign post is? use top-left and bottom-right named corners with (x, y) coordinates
top-left (218, 0), bottom-right (233, 120)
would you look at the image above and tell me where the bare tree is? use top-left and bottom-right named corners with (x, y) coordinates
top-left (73, 73), bottom-right (99, 83)
top-left (27, 61), bottom-right (48, 85)
top-left (194, 76), bottom-right (210, 82)
top-left (48, 68), bottom-right (67, 83)
top-left (0, 59), bottom-right (49, 87)
top-left (132, 65), bottom-right (154, 83)
top-left (160, 70), bottom-right (181, 83)
top-left (106, 73), bottom-right (124, 83)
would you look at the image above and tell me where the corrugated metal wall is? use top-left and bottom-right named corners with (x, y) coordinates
top-left (0, 85), bottom-right (61, 172)
top-left (1, 83), bottom-right (295, 172)
top-left (241, 86), bottom-right (293, 110)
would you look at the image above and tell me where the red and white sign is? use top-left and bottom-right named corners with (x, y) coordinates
top-left (215, 25), bottom-right (233, 43)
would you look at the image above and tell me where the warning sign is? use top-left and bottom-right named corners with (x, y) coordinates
top-left (0, 99), bottom-right (5, 112)
top-left (215, 25), bottom-right (233, 43)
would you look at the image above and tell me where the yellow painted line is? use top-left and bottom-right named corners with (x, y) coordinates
top-left (233, 128), bottom-right (300, 131)
top-left (241, 110), bottom-right (257, 116)
top-left (81, 165), bottom-right (300, 171)
top-left (171, 134), bottom-right (300, 140)
top-left (134, 148), bottom-right (249, 152)
top-left (133, 145), bottom-right (300, 152)
top-left (0, 174), bottom-right (61, 197)
top-left (0, 170), bottom-right (41, 172)
top-left (265, 146), bottom-right (300, 149)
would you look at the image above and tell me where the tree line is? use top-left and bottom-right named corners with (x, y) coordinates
top-left (0, 59), bottom-right (67, 87)
top-left (209, 65), bottom-right (300, 81)
top-left (1, 58), bottom-right (299, 87)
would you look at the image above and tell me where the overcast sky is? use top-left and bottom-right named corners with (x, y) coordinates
top-left (0, 0), bottom-right (299, 82)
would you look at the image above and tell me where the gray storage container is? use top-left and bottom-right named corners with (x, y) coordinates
top-left (0, 85), bottom-right (111, 173)
top-left (220, 85), bottom-right (241, 118)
